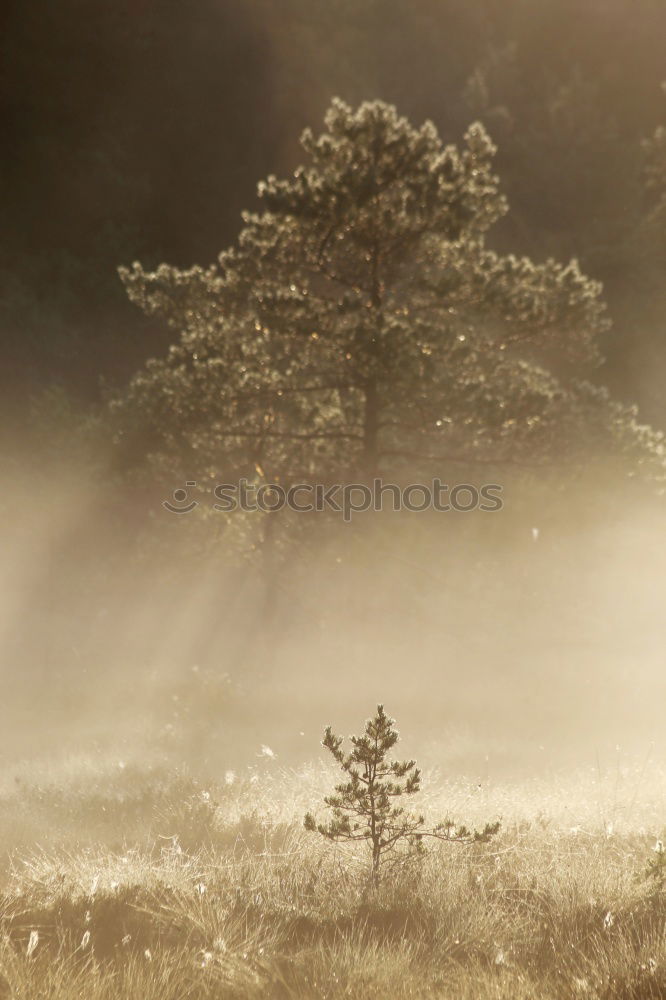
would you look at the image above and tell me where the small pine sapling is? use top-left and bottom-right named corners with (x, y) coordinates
top-left (305, 705), bottom-right (500, 882)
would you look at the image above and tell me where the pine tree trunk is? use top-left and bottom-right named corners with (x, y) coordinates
top-left (371, 839), bottom-right (381, 884)
top-left (362, 378), bottom-right (379, 477)
top-left (362, 240), bottom-right (382, 478)
top-left (260, 508), bottom-right (280, 627)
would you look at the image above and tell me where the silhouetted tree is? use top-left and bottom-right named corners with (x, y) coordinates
top-left (117, 99), bottom-right (663, 487)
top-left (305, 705), bottom-right (499, 883)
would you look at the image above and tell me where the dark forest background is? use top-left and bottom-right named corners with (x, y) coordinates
top-left (2, 0), bottom-right (666, 427)
top-left (2, 0), bottom-right (666, 770)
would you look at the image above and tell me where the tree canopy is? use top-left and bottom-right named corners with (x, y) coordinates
top-left (116, 99), bottom-right (664, 490)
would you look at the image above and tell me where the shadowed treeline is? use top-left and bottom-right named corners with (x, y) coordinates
top-left (2, 0), bottom-right (666, 781)
top-left (2, 0), bottom-right (666, 421)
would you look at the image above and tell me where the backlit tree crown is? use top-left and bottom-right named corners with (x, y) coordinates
top-left (116, 98), bottom-right (663, 485)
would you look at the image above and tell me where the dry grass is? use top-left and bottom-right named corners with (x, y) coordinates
top-left (0, 753), bottom-right (665, 998)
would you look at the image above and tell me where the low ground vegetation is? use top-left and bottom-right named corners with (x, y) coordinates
top-left (0, 752), bottom-right (665, 998)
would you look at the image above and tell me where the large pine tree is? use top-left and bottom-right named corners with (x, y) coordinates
top-left (116, 99), bottom-right (663, 487)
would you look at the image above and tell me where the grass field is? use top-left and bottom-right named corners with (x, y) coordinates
top-left (1, 750), bottom-right (666, 999)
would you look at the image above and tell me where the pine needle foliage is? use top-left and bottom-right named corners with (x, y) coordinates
top-left (116, 99), bottom-right (666, 488)
top-left (305, 705), bottom-right (500, 882)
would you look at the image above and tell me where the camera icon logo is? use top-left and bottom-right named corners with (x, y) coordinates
top-left (162, 481), bottom-right (199, 514)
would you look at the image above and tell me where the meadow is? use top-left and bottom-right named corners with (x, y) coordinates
top-left (1, 748), bottom-right (666, 999)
